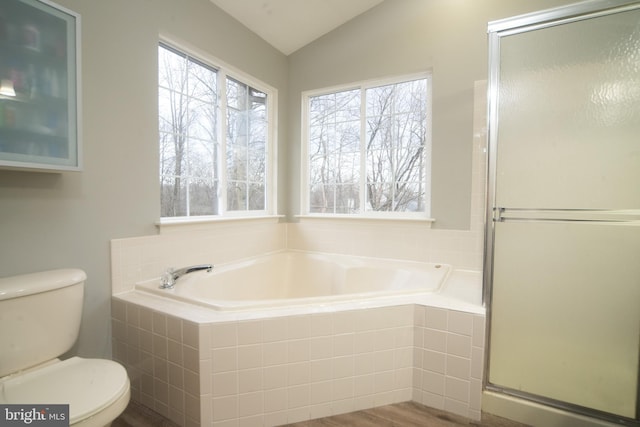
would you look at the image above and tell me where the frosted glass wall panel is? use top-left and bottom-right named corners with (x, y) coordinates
top-left (489, 221), bottom-right (640, 418)
top-left (495, 9), bottom-right (640, 210)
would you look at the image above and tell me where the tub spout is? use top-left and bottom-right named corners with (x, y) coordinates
top-left (160, 264), bottom-right (213, 289)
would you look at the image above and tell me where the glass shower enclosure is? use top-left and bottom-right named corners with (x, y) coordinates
top-left (484, 0), bottom-right (640, 425)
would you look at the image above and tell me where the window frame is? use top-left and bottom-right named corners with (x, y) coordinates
top-left (158, 39), bottom-right (278, 222)
top-left (301, 72), bottom-right (433, 220)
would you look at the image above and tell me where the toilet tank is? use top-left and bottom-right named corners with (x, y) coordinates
top-left (0, 269), bottom-right (86, 378)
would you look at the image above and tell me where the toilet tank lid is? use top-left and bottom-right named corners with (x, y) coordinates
top-left (0, 269), bottom-right (86, 301)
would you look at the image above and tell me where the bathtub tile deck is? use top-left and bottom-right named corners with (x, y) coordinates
top-left (113, 400), bottom-right (529, 427)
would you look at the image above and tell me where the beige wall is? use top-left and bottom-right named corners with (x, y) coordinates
top-left (0, 0), bottom-right (288, 358)
top-left (287, 0), bottom-right (576, 229)
top-left (0, 0), bottom-right (575, 359)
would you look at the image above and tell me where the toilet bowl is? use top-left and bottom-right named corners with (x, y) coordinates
top-left (0, 269), bottom-right (130, 427)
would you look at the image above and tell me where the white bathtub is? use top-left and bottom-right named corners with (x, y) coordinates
top-left (136, 251), bottom-right (451, 311)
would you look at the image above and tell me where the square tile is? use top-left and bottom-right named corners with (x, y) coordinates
top-left (287, 384), bottom-right (310, 409)
top-left (448, 311), bottom-right (473, 336)
top-left (239, 368), bottom-right (263, 393)
top-left (331, 355), bottom-right (354, 379)
top-left (445, 376), bottom-right (470, 403)
top-left (212, 371), bottom-right (238, 397)
top-left (311, 381), bottom-right (332, 404)
top-left (447, 333), bottom-right (472, 358)
top-left (212, 396), bottom-right (238, 422)
top-left (332, 333), bottom-right (354, 357)
top-left (263, 316), bottom-right (289, 342)
top-left (167, 316), bottom-right (182, 342)
top-left (310, 359), bottom-right (332, 382)
top-left (238, 344), bottom-right (263, 369)
top-left (287, 339), bottom-right (309, 363)
top-left (288, 315), bottom-right (310, 339)
top-left (374, 349), bottom-right (394, 372)
top-left (472, 315), bottom-right (486, 348)
top-left (446, 355), bottom-right (471, 380)
top-left (332, 377), bottom-right (354, 401)
top-left (422, 350), bottom-right (445, 374)
top-left (287, 362), bottom-right (310, 386)
top-left (182, 321), bottom-right (199, 349)
top-left (310, 314), bottom-right (333, 337)
top-left (425, 307), bottom-right (447, 330)
top-left (153, 312), bottom-right (167, 336)
top-left (238, 320), bottom-right (263, 345)
top-left (212, 347), bottom-right (238, 373)
top-left (423, 328), bottom-right (447, 352)
top-left (264, 365), bottom-right (288, 390)
top-left (421, 370), bottom-right (445, 395)
top-left (211, 323), bottom-right (238, 348)
top-left (264, 388), bottom-right (287, 413)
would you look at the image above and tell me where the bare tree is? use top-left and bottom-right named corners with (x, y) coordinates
top-left (308, 79), bottom-right (428, 214)
top-left (366, 80), bottom-right (427, 212)
top-left (159, 45), bottom-right (218, 217)
top-left (309, 89), bottom-right (360, 213)
top-left (159, 47), bottom-right (187, 216)
top-left (226, 80), bottom-right (267, 211)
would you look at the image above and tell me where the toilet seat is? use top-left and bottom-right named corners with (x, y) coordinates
top-left (0, 357), bottom-right (130, 425)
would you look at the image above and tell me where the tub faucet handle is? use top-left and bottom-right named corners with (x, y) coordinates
top-left (160, 268), bottom-right (176, 289)
top-left (160, 264), bottom-right (213, 289)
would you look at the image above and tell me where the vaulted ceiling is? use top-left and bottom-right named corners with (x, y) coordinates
top-left (209, 0), bottom-right (384, 55)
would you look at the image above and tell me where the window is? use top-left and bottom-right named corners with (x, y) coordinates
top-left (303, 75), bottom-right (431, 217)
top-left (158, 42), bottom-right (274, 218)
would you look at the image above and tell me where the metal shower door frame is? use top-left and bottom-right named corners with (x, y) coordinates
top-left (483, 1), bottom-right (640, 425)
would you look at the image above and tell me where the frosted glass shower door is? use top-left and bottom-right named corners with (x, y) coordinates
top-left (493, 7), bottom-right (640, 211)
top-left (486, 1), bottom-right (640, 421)
top-left (489, 221), bottom-right (640, 418)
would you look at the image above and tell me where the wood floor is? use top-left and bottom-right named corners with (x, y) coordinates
top-left (283, 402), bottom-right (528, 426)
top-left (112, 401), bottom-right (180, 427)
top-left (113, 400), bottom-right (529, 427)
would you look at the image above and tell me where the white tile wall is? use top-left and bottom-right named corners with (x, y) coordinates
top-left (287, 219), bottom-right (473, 269)
top-left (112, 298), bottom-right (202, 427)
top-left (111, 219), bottom-right (287, 295)
top-left (412, 305), bottom-right (485, 421)
top-left (113, 298), bottom-right (485, 426)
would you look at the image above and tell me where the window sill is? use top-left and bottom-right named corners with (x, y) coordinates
top-left (295, 214), bottom-right (435, 227)
top-left (156, 214), bottom-right (285, 233)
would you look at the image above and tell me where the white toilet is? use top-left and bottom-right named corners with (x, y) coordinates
top-left (0, 269), bottom-right (130, 426)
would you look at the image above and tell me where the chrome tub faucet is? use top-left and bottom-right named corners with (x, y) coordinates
top-left (160, 264), bottom-right (213, 289)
